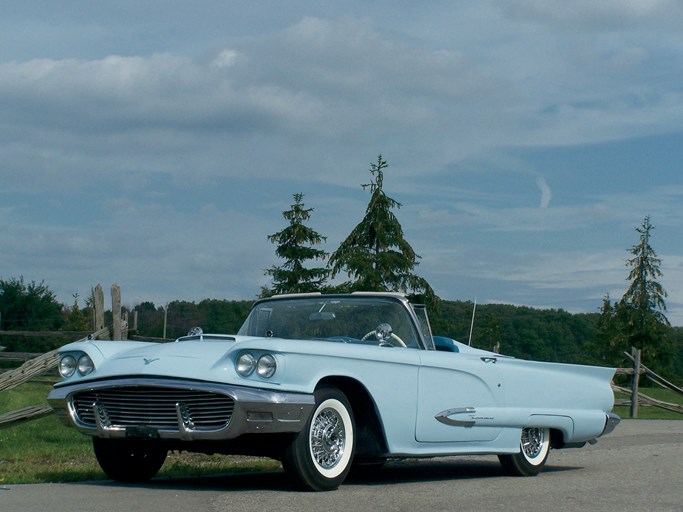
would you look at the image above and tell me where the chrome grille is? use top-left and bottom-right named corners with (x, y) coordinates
top-left (72, 386), bottom-right (235, 431)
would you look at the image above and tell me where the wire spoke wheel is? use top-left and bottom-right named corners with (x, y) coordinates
top-left (310, 407), bottom-right (347, 470)
top-left (521, 428), bottom-right (544, 459)
top-left (282, 386), bottom-right (355, 491)
top-left (498, 427), bottom-right (550, 476)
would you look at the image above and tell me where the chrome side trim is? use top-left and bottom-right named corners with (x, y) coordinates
top-left (435, 407), bottom-right (476, 427)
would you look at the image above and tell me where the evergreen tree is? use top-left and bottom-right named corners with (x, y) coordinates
top-left (623, 216), bottom-right (668, 324)
top-left (62, 293), bottom-right (90, 331)
top-left (620, 215), bottom-right (671, 370)
top-left (329, 155), bottom-right (435, 301)
top-left (264, 193), bottom-right (329, 295)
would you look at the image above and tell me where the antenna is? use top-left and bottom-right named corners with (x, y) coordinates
top-left (468, 298), bottom-right (477, 346)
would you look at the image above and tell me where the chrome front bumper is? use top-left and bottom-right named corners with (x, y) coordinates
top-left (48, 377), bottom-right (315, 441)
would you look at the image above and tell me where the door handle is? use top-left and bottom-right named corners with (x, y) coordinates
top-left (480, 356), bottom-right (497, 364)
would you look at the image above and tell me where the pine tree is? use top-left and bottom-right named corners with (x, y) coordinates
top-left (328, 155), bottom-right (435, 301)
top-left (264, 193), bottom-right (329, 296)
top-left (62, 293), bottom-right (90, 331)
top-left (623, 216), bottom-right (668, 324)
top-left (620, 215), bottom-right (671, 368)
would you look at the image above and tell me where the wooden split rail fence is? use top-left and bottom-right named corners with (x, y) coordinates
top-left (0, 328), bottom-right (108, 428)
top-left (0, 283), bottom-right (131, 430)
top-left (612, 347), bottom-right (683, 418)
top-left (2, 302), bottom-right (682, 429)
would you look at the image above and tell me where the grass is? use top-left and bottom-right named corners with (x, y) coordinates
top-left (612, 385), bottom-right (683, 420)
top-left (1, 379), bottom-right (681, 485)
top-left (0, 380), bottom-right (279, 485)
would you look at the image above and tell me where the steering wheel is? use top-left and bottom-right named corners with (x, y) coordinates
top-left (361, 329), bottom-right (407, 347)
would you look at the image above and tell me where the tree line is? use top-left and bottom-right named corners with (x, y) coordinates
top-left (1, 157), bottom-right (680, 381)
top-left (2, 283), bottom-right (680, 380)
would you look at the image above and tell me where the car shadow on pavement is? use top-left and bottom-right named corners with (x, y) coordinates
top-left (76, 457), bottom-right (580, 493)
top-left (347, 458), bottom-right (579, 486)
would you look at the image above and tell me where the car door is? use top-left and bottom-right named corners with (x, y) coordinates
top-left (415, 348), bottom-right (505, 442)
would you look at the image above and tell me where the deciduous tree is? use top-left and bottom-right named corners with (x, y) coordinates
top-left (0, 276), bottom-right (63, 331)
top-left (592, 294), bottom-right (628, 366)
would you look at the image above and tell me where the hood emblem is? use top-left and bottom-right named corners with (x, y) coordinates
top-left (143, 357), bottom-right (160, 365)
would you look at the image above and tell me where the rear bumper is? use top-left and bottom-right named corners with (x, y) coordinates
top-left (48, 377), bottom-right (315, 441)
top-left (601, 412), bottom-right (621, 436)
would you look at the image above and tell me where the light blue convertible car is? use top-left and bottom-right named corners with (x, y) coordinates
top-left (48, 292), bottom-right (619, 491)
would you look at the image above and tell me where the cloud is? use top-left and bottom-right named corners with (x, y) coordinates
top-left (2, 11), bottom-right (683, 326)
top-left (536, 176), bottom-right (552, 208)
top-left (211, 50), bottom-right (240, 69)
top-left (499, 0), bottom-right (683, 29)
top-left (3, 14), bottom-right (683, 197)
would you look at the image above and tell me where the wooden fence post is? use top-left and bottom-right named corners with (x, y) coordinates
top-left (163, 304), bottom-right (168, 339)
top-left (122, 310), bottom-right (129, 340)
top-left (112, 283), bottom-right (122, 341)
top-left (93, 284), bottom-right (106, 339)
top-left (630, 347), bottom-right (641, 418)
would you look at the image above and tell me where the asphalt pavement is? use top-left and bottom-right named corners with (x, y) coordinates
top-left (2, 419), bottom-right (682, 512)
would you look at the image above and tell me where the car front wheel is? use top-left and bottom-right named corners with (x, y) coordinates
top-left (282, 386), bottom-right (355, 491)
top-left (498, 427), bottom-right (550, 476)
top-left (93, 438), bottom-right (167, 483)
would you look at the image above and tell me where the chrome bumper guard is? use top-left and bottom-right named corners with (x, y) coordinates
top-left (48, 377), bottom-right (316, 441)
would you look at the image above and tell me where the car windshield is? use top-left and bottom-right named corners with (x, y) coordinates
top-left (237, 295), bottom-right (424, 349)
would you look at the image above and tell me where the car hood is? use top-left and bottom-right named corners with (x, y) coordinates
top-left (55, 335), bottom-right (265, 386)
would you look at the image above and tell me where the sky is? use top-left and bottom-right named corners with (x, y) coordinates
top-left (1, 1), bottom-right (682, 326)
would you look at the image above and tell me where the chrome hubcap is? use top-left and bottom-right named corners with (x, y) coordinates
top-left (521, 427), bottom-right (545, 458)
top-left (311, 408), bottom-right (345, 469)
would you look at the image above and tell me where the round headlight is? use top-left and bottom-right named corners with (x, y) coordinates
top-left (77, 354), bottom-right (95, 376)
top-left (236, 353), bottom-right (256, 376)
top-left (257, 354), bottom-right (277, 379)
top-left (59, 355), bottom-right (77, 378)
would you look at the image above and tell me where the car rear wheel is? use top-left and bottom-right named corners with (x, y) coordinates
top-left (498, 427), bottom-right (550, 476)
top-left (93, 438), bottom-right (167, 483)
top-left (282, 386), bottom-right (355, 491)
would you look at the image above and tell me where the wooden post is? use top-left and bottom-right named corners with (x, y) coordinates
top-left (112, 283), bottom-right (122, 341)
top-left (122, 310), bottom-right (129, 340)
top-left (630, 347), bottom-right (641, 418)
top-left (163, 304), bottom-right (168, 339)
top-left (93, 284), bottom-right (106, 339)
